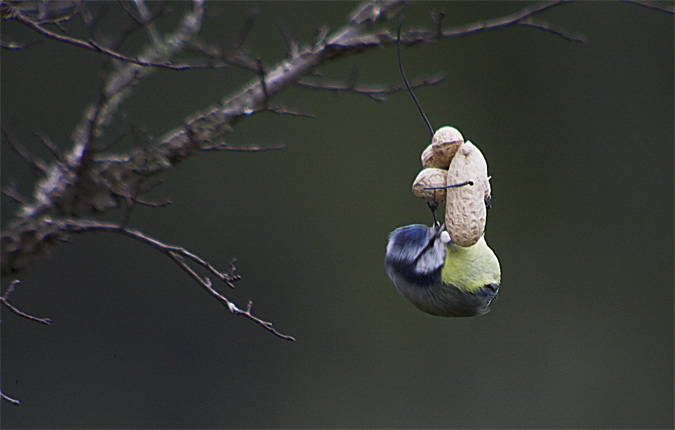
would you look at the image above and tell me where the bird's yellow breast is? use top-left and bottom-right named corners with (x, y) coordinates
top-left (441, 236), bottom-right (501, 292)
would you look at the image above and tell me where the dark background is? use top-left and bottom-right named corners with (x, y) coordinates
top-left (2, 1), bottom-right (673, 428)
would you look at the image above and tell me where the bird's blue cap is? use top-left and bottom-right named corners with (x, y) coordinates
top-left (385, 224), bottom-right (444, 286)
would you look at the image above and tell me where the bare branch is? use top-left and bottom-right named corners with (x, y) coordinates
top-left (37, 218), bottom-right (295, 341)
top-left (134, 197), bottom-right (172, 208)
top-left (2, 123), bottom-right (48, 174)
top-left (202, 142), bottom-right (287, 152)
top-left (431, 9), bottom-right (447, 37)
top-left (1, 389), bottom-right (21, 406)
top-left (183, 39), bottom-right (258, 72)
top-left (232, 6), bottom-right (259, 53)
top-left (4, 3), bottom-right (204, 71)
top-left (3, 180), bottom-right (31, 206)
top-left (393, 1), bottom-right (583, 45)
top-left (297, 73), bottom-right (445, 102)
top-left (518, 17), bottom-right (586, 44)
top-left (276, 18), bottom-right (298, 56)
top-left (620, 0), bottom-right (675, 14)
top-left (34, 131), bottom-right (66, 165)
top-left (256, 57), bottom-right (270, 104)
top-left (1, 280), bottom-right (52, 325)
top-left (266, 105), bottom-right (317, 118)
top-left (0, 39), bottom-right (40, 50)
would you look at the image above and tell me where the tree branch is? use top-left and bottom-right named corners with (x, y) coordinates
top-left (3, 1), bottom-right (207, 71)
top-left (29, 217), bottom-right (296, 341)
top-left (0, 389), bottom-right (21, 406)
top-left (620, 0), bottom-right (675, 14)
top-left (1, 279), bottom-right (52, 325)
top-left (297, 73), bottom-right (445, 102)
top-left (391, 1), bottom-right (584, 45)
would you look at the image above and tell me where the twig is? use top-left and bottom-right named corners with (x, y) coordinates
top-left (519, 17), bottom-right (585, 44)
top-left (397, 1), bottom-right (585, 45)
top-left (620, 0), bottom-right (675, 14)
top-left (1, 389), bottom-right (21, 406)
top-left (34, 130), bottom-right (66, 165)
top-left (446, 1), bottom-right (571, 37)
top-left (266, 105), bottom-right (316, 118)
top-left (183, 40), bottom-right (258, 72)
top-left (347, 64), bottom-right (360, 90)
top-left (232, 7), bottom-right (259, 53)
top-left (3, 180), bottom-right (31, 205)
top-left (432, 9), bottom-right (446, 37)
top-left (5, 5), bottom-right (202, 71)
top-left (0, 39), bottom-right (40, 50)
top-left (2, 123), bottom-right (48, 174)
top-left (1, 280), bottom-right (52, 325)
top-left (256, 57), bottom-right (269, 104)
top-left (276, 18), bottom-right (298, 56)
top-left (47, 218), bottom-right (295, 341)
top-left (297, 73), bottom-right (445, 102)
top-left (202, 142), bottom-right (287, 152)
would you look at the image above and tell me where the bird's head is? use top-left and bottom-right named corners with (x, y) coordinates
top-left (385, 223), bottom-right (448, 286)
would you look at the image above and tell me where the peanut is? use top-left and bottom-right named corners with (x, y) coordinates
top-left (421, 126), bottom-right (464, 169)
top-left (412, 167), bottom-right (448, 204)
top-left (445, 141), bottom-right (491, 247)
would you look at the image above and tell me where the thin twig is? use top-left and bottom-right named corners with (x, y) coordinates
top-left (519, 18), bottom-right (585, 44)
top-left (397, 1), bottom-right (585, 45)
top-left (432, 9), bottom-right (446, 37)
top-left (3, 180), bottom-right (31, 205)
top-left (267, 105), bottom-right (316, 118)
top-left (202, 142), bottom-right (287, 152)
top-left (1, 280), bottom-right (52, 325)
top-left (34, 130), bottom-right (66, 165)
top-left (1, 123), bottom-right (48, 174)
top-left (48, 218), bottom-right (294, 341)
top-left (232, 7), bottom-right (259, 53)
top-left (0, 39), bottom-right (40, 50)
top-left (620, 0), bottom-right (675, 14)
top-left (5, 6), bottom-right (201, 71)
top-left (297, 73), bottom-right (445, 102)
top-left (256, 57), bottom-right (269, 104)
top-left (183, 40), bottom-right (258, 72)
top-left (1, 390), bottom-right (21, 406)
top-left (276, 18), bottom-right (300, 57)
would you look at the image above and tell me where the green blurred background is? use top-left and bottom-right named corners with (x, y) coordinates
top-left (1, 1), bottom-right (673, 428)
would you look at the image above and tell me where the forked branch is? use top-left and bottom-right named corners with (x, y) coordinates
top-left (45, 217), bottom-right (295, 341)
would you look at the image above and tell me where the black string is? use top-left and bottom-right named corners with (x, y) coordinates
top-left (397, 3), bottom-right (434, 140)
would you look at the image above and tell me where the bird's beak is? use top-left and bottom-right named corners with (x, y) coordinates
top-left (431, 223), bottom-right (446, 239)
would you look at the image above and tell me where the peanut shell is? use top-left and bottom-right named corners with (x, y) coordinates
top-left (411, 167), bottom-right (448, 204)
top-left (421, 126), bottom-right (464, 169)
top-left (445, 141), bottom-right (491, 247)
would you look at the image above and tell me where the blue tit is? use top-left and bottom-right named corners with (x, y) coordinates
top-left (385, 223), bottom-right (501, 317)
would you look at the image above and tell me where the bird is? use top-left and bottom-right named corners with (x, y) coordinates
top-left (385, 223), bottom-right (501, 317)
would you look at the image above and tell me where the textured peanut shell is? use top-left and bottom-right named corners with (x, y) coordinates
top-left (421, 126), bottom-right (464, 169)
top-left (445, 141), bottom-right (491, 247)
top-left (411, 167), bottom-right (448, 203)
